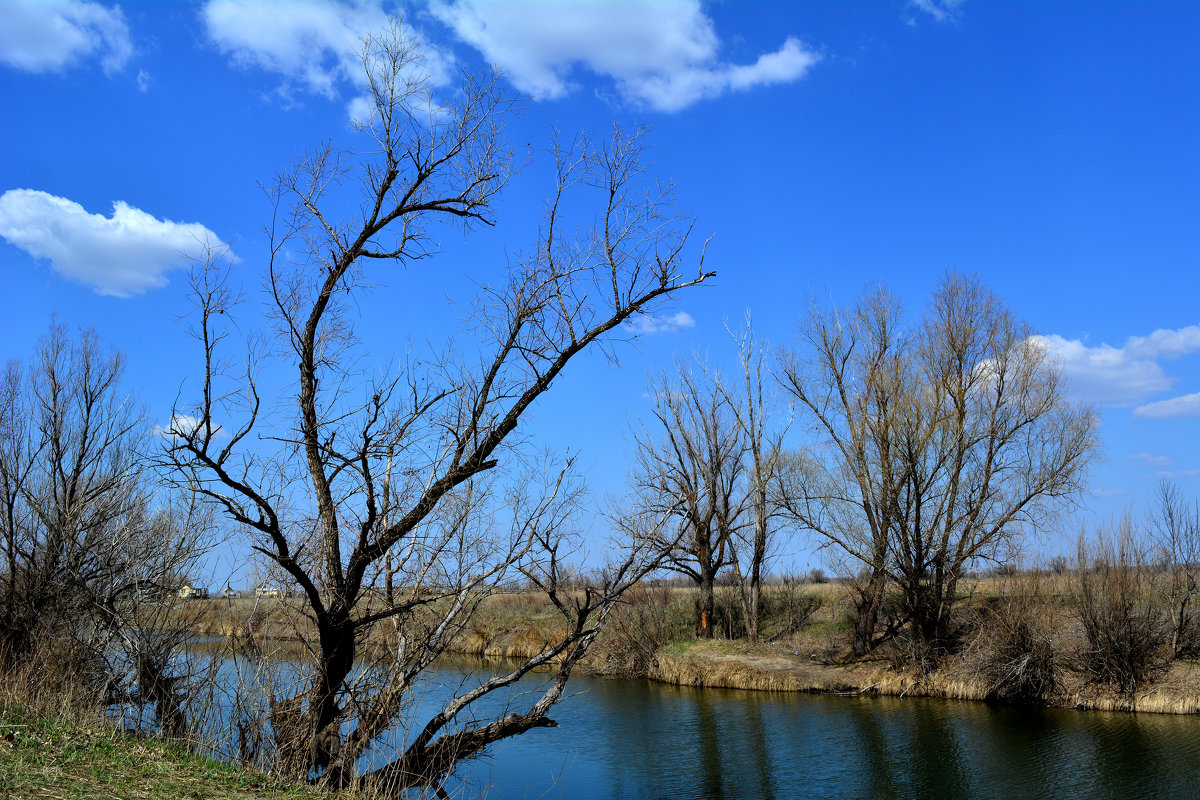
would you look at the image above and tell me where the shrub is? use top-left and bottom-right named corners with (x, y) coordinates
top-left (596, 586), bottom-right (691, 677)
top-left (968, 575), bottom-right (1060, 703)
top-left (708, 579), bottom-right (823, 642)
top-left (712, 588), bottom-right (745, 639)
top-left (765, 575), bottom-right (823, 640)
top-left (1072, 523), bottom-right (1170, 696)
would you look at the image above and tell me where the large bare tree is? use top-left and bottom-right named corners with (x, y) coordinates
top-left (782, 274), bottom-right (1096, 658)
top-left (165, 25), bottom-right (712, 794)
top-left (1151, 480), bottom-right (1200, 657)
top-left (0, 322), bottom-right (211, 731)
top-left (719, 319), bottom-right (789, 642)
top-left (779, 286), bottom-right (911, 655)
top-left (631, 360), bottom-right (746, 638)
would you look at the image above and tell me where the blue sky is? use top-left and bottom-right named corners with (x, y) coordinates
top-left (1, 0), bottom-right (1198, 580)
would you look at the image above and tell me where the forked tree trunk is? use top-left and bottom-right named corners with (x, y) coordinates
top-left (852, 569), bottom-right (888, 657)
top-left (274, 612), bottom-right (358, 781)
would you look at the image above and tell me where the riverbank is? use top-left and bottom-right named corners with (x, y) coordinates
top-left (0, 702), bottom-right (345, 800)
top-left (178, 581), bottom-right (1200, 716)
top-left (436, 586), bottom-right (1200, 715)
top-left (640, 639), bottom-right (1200, 714)
top-left (442, 622), bottom-right (1200, 714)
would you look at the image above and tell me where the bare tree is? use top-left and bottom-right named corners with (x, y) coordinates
top-left (720, 317), bottom-right (789, 642)
top-left (0, 322), bottom-right (142, 659)
top-left (893, 273), bottom-right (1096, 655)
top-left (164, 24), bottom-right (712, 794)
top-left (781, 274), bottom-right (1097, 659)
top-left (631, 361), bottom-right (745, 638)
top-left (1073, 518), bottom-right (1170, 696)
top-left (779, 286), bottom-right (910, 656)
top-left (1151, 480), bottom-right (1200, 657)
top-left (0, 322), bottom-right (211, 732)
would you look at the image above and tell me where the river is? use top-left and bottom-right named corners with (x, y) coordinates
top-left (190, 649), bottom-right (1200, 800)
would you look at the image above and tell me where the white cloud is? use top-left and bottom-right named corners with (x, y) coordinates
top-left (909, 0), bottom-right (965, 23)
top-left (152, 414), bottom-right (224, 440)
top-left (1134, 393), bottom-right (1200, 421)
top-left (1155, 468), bottom-right (1200, 480)
top-left (1124, 326), bottom-right (1200, 360)
top-left (1127, 452), bottom-right (1175, 468)
top-left (0, 0), bottom-right (132, 74)
top-left (0, 189), bottom-right (233, 297)
top-left (1033, 326), bottom-right (1200, 407)
top-left (136, 68), bottom-right (151, 92)
top-left (428, 0), bottom-right (819, 112)
top-left (346, 93), bottom-right (375, 125)
top-left (625, 311), bottom-right (695, 335)
top-left (202, 0), bottom-right (453, 103)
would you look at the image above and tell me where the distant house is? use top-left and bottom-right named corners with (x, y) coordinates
top-left (177, 582), bottom-right (208, 599)
top-left (254, 586), bottom-right (282, 598)
top-left (219, 586), bottom-right (238, 599)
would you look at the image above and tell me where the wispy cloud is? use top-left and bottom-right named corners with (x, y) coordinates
top-left (625, 311), bottom-right (696, 335)
top-left (152, 414), bottom-right (224, 440)
top-left (1134, 392), bottom-right (1200, 421)
top-left (1033, 325), bottom-right (1200, 408)
top-left (0, 189), bottom-right (232, 297)
top-left (429, 0), bottom-right (819, 112)
top-left (908, 0), bottom-right (965, 23)
top-left (201, 0), bottom-right (452, 106)
top-left (1127, 452), bottom-right (1175, 469)
top-left (1155, 468), bottom-right (1200, 480)
top-left (0, 0), bottom-right (132, 75)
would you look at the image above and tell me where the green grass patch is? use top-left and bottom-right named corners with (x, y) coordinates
top-left (0, 702), bottom-right (342, 800)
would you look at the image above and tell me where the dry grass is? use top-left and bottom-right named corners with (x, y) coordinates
top-left (648, 640), bottom-right (859, 692)
top-left (175, 576), bottom-right (1200, 717)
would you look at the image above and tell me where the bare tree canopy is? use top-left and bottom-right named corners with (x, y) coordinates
top-left (0, 322), bottom-right (211, 729)
top-left (781, 273), bottom-right (1097, 657)
top-left (163, 23), bottom-right (713, 794)
top-left (630, 359), bottom-right (746, 638)
top-left (1152, 480), bottom-right (1200, 657)
top-left (720, 319), bottom-right (790, 642)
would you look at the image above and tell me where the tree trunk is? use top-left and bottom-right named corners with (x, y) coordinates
top-left (697, 570), bottom-right (715, 639)
top-left (274, 611), bottom-right (357, 782)
top-left (905, 572), bottom-right (956, 661)
top-left (852, 569), bottom-right (887, 657)
top-left (745, 501), bottom-right (767, 642)
top-left (746, 581), bottom-right (761, 642)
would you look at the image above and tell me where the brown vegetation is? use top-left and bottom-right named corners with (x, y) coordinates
top-left (779, 275), bottom-right (1097, 659)
top-left (179, 566), bottom-right (1199, 716)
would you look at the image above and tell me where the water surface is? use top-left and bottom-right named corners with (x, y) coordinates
top-left (191, 647), bottom-right (1200, 800)
top-left (407, 658), bottom-right (1200, 800)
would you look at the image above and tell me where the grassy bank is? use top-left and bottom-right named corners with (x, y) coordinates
top-left (176, 575), bottom-right (1200, 716)
top-left (643, 639), bottom-right (1200, 713)
top-left (0, 702), bottom-right (341, 800)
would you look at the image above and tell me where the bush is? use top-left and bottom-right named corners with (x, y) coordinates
top-left (709, 579), bottom-right (823, 642)
top-left (968, 577), bottom-right (1060, 703)
top-left (712, 588), bottom-right (745, 639)
top-left (596, 586), bottom-right (692, 677)
top-left (765, 575), bottom-right (823, 640)
top-left (1073, 524), bottom-right (1170, 696)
